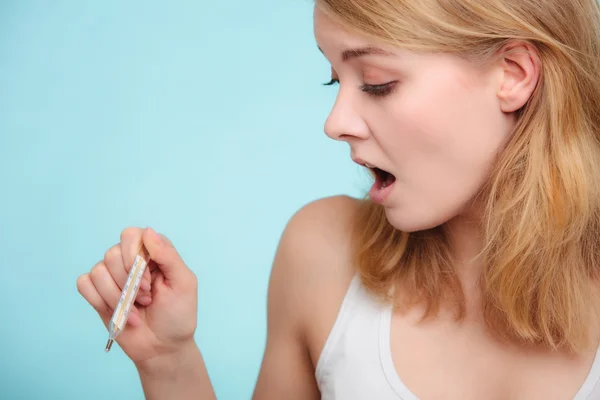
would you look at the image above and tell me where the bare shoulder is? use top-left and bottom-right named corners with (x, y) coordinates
top-left (282, 194), bottom-right (360, 257)
top-left (252, 195), bottom-right (362, 399)
top-left (275, 194), bottom-right (360, 284)
top-left (269, 194), bottom-right (362, 366)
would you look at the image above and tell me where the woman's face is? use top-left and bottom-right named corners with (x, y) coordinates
top-left (314, 6), bottom-right (517, 232)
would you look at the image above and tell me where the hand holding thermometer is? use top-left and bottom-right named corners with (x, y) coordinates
top-left (105, 243), bottom-right (151, 352)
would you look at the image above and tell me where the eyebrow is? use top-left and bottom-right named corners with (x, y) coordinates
top-left (317, 45), bottom-right (395, 62)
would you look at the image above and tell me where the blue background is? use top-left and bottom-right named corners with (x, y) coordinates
top-left (0, 0), bottom-right (370, 399)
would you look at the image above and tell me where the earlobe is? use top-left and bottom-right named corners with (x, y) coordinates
top-left (496, 41), bottom-right (541, 113)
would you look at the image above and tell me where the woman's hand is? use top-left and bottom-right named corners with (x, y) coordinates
top-left (77, 227), bottom-right (199, 366)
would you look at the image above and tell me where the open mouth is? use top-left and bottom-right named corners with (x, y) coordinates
top-left (370, 166), bottom-right (396, 189)
top-left (363, 163), bottom-right (397, 203)
top-left (354, 158), bottom-right (397, 203)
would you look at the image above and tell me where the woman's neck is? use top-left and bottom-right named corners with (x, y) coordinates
top-left (444, 213), bottom-right (486, 310)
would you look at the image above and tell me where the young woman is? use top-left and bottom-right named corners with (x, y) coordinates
top-left (77, 0), bottom-right (600, 398)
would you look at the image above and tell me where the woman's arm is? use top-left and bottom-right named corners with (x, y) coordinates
top-left (127, 196), bottom-right (355, 399)
top-left (137, 340), bottom-right (217, 400)
top-left (134, 200), bottom-right (331, 400)
top-left (252, 205), bottom-right (325, 399)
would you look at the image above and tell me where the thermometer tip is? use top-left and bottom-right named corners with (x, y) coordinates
top-left (105, 338), bottom-right (114, 352)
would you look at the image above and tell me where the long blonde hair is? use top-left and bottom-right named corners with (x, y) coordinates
top-left (316, 0), bottom-right (600, 352)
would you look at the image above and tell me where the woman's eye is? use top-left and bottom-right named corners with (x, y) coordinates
top-left (323, 78), bottom-right (340, 86)
top-left (360, 82), bottom-right (397, 98)
top-left (322, 78), bottom-right (397, 98)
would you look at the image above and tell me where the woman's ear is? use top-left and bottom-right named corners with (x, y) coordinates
top-left (496, 41), bottom-right (541, 112)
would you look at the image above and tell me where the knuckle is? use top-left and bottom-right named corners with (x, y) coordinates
top-left (93, 299), bottom-right (111, 315)
top-left (103, 245), bottom-right (121, 265)
top-left (187, 271), bottom-right (198, 288)
top-left (160, 233), bottom-right (173, 247)
top-left (97, 305), bottom-right (111, 316)
top-left (121, 226), bottom-right (142, 243)
top-left (76, 274), bottom-right (90, 293)
top-left (90, 263), bottom-right (107, 281)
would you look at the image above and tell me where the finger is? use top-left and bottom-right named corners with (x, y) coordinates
top-left (142, 227), bottom-right (193, 286)
top-left (90, 261), bottom-right (129, 311)
top-left (141, 261), bottom-right (153, 291)
top-left (104, 244), bottom-right (151, 295)
top-left (151, 269), bottom-right (160, 284)
top-left (127, 311), bottom-right (142, 327)
top-left (159, 233), bottom-right (174, 247)
top-left (121, 227), bottom-right (153, 291)
top-left (120, 227), bottom-right (144, 270)
top-left (136, 296), bottom-right (152, 307)
top-left (86, 265), bottom-right (142, 327)
top-left (104, 245), bottom-right (127, 291)
top-left (77, 273), bottom-right (111, 323)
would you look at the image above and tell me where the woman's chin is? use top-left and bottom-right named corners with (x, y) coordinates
top-left (383, 206), bottom-right (451, 233)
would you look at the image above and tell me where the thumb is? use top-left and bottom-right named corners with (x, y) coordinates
top-left (142, 227), bottom-right (189, 285)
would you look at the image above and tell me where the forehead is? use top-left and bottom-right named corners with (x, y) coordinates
top-left (313, 6), bottom-right (416, 69)
top-left (313, 6), bottom-right (493, 83)
top-left (313, 7), bottom-right (375, 52)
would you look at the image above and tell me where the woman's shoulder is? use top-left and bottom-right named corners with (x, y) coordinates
top-left (271, 194), bottom-right (363, 365)
top-left (274, 194), bottom-right (361, 279)
top-left (286, 194), bottom-right (361, 242)
top-left (280, 194), bottom-right (361, 277)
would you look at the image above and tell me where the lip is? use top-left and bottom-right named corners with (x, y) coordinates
top-left (369, 174), bottom-right (396, 205)
top-left (352, 156), bottom-right (377, 169)
top-left (352, 157), bottom-right (367, 167)
top-left (352, 156), bottom-right (380, 181)
top-left (352, 155), bottom-right (395, 205)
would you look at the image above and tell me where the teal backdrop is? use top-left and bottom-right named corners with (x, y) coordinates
top-left (0, 1), bottom-right (370, 399)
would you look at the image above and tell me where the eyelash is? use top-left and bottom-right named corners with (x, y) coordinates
top-left (323, 78), bottom-right (397, 98)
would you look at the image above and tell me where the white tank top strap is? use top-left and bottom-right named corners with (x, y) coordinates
top-left (573, 345), bottom-right (600, 399)
top-left (314, 273), bottom-right (363, 385)
top-left (315, 273), bottom-right (406, 399)
top-left (379, 304), bottom-right (420, 399)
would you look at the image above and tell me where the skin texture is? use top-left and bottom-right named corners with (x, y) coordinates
top-left (77, 6), bottom-right (598, 400)
top-left (316, 8), bottom-right (535, 234)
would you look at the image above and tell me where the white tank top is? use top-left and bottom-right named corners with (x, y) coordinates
top-left (315, 275), bottom-right (600, 399)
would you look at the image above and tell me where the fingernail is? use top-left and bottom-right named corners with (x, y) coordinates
top-left (141, 280), bottom-right (151, 291)
top-left (137, 296), bottom-right (152, 306)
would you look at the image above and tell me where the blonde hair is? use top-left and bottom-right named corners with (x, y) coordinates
top-left (316, 0), bottom-right (600, 352)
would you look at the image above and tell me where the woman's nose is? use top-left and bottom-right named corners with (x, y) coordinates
top-left (324, 91), bottom-right (370, 142)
